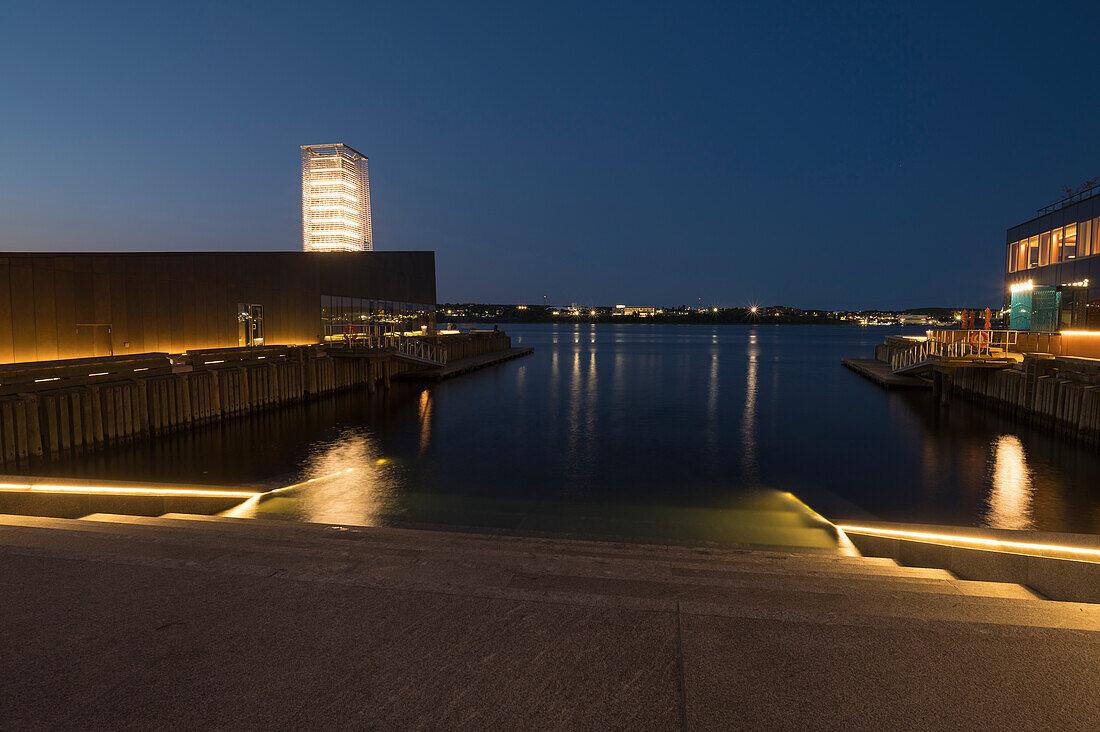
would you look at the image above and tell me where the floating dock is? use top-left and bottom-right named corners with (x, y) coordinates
top-left (395, 347), bottom-right (534, 382)
top-left (841, 358), bottom-right (930, 390)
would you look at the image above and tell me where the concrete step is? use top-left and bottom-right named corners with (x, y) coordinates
top-left (67, 515), bottom-right (997, 595)
top-left (157, 513), bottom-right (900, 568)
top-left (222, 511), bottom-right (843, 553)
top-left (166, 509), bottom-right (848, 552)
top-left (2, 523), bottom-right (1089, 632)
top-left (118, 512), bottom-right (825, 556)
top-left (0, 515), bottom-right (1063, 624)
top-left (4, 544), bottom-right (1096, 731)
top-left (1, 512), bottom-right (909, 577)
top-left (667, 564), bottom-right (1038, 600)
top-left (68, 513), bottom-right (963, 581)
top-left (505, 573), bottom-right (1097, 631)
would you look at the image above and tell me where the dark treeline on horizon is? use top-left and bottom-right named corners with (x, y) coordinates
top-left (437, 304), bottom-right (990, 325)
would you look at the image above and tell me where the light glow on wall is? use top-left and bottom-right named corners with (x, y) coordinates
top-left (301, 143), bottom-right (372, 252)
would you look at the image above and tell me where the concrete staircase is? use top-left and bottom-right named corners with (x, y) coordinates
top-left (1, 511), bottom-right (1096, 626)
top-left (2, 513), bottom-right (1098, 728)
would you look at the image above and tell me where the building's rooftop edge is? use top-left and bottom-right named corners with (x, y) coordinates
top-left (1009, 188), bottom-right (1100, 232)
top-left (300, 142), bottom-right (368, 160)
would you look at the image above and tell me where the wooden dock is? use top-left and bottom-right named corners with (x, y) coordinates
top-left (395, 347), bottom-right (534, 382)
top-left (841, 358), bottom-right (931, 390)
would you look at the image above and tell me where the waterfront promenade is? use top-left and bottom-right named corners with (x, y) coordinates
top-left (2, 514), bottom-right (1098, 729)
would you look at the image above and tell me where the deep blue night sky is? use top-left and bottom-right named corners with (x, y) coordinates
top-left (2, 1), bottom-right (1099, 309)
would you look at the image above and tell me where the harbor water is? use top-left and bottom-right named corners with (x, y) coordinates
top-left (32, 324), bottom-right (1100, 537)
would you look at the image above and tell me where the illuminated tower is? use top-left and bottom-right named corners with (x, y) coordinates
top-left (300, 143), bottom-right (372, 252)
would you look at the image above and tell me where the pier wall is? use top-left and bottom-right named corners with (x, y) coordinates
top-left (0, 347), bottom-right (404, 467)
top-left (950, 361), bottom-right (1100, 445)
top-left (0, 331), bottom-right (517, 467)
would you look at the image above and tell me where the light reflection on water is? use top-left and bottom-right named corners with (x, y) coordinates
top-left (986, 435), bottom-right (1033, 530)
top-left (740, 331), bottom-right (759, 483)
top-left (35, 324), bottom-right (1100, 535)
top-left (233, 430), bottom-right (396, 525)
top-left (291, 432), bottom-right (391, 525)
top-left (417, 389), bottom-right (433, 457)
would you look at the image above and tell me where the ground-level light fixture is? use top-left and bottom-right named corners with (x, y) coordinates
top-left (836, 524), bottom-right (1100, 560)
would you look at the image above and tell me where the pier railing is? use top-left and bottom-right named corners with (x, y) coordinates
top-left (927, 330), bottom-right (1022, 348)
top-left (889, 339), bottom-right (968, 372)
top-left (388, 335), bottom-right (447, 365)
top-left (329, 333), bottom-right (448, 365)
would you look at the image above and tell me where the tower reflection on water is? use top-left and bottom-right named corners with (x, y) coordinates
top-left (986, 434), bottom-right (1034, 530)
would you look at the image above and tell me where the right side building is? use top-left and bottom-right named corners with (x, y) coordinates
top-left (1005, 187), bottom-right (1100, 333)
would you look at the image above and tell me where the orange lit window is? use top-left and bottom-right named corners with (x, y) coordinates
top-left (1063, 223), bottom-right (1077, 260)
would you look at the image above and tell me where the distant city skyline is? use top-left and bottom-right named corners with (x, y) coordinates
top-left (3, 2), bottom-right (1100, 309)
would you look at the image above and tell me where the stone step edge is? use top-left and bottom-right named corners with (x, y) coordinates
top-left (155, 513), bottom-right (871, 563)
top-left (1, 542), bottom-right (1092, 632)
top-left (0, 527), bottom-right (1048, 605)
top-left (48, 514), bottom-right (938, 577)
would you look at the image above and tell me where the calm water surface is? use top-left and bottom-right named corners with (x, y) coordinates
top-left (41, 324), bottom-right (1100, 534)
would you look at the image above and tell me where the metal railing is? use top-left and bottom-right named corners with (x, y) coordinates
top-left (327, 330), bottom-right (447, 365)
top-left (387, 335), bottom-right (447, 365)
top-left (889, 339), bottom-right (970, 372)
top-left (928, 329), bottom-right (1022, 348)
top-left (1037, 184), bottom-right (1100, 216)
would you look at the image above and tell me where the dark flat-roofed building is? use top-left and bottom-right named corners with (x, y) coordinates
top-left (1005, 186), bottom-right (1100, 332)
top-left (0, 251), bottom-right (435, 364)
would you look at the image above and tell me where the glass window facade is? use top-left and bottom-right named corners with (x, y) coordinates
top-left (318, 296), bottom-right (436, 340)
top-left (1004, 193), bottom-right (1100, 331)
top-left (1008, 290), bottom-right (1032, 331)
top-left (1030, 288), bottom-right (1062, 332)
top-left (1009, 217), bottom-right (1100, 273)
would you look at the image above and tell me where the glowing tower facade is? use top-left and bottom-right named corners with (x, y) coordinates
top-left (301, 143), bottom-right (372, 252)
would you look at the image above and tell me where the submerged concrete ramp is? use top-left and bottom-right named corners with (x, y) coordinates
top-left (229, 485), bottom-right (848, 553)
top-left (0, 514), bottom-right (1098, 729)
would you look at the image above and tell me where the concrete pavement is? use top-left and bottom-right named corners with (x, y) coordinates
top-left (1, 515), bottom-right (1098, 730)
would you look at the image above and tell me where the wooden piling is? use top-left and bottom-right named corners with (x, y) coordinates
top-left (0, 336), bottom-right (519, 463)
